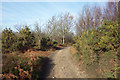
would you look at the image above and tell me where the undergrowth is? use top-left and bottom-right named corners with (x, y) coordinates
top-left (73, 20), bottom-right (120, 78)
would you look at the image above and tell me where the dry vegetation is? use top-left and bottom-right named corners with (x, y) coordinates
top-left (1, 1), bottom-right (120, 79)
top-left (2, 45), bottom-right (64, 79)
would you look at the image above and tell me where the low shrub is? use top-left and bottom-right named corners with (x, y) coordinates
top-left (2, 54), bottom-right (31, 78)
top-left (50, 40), bottom-right (58, 48)
top-left (19, 58), bottom-right (31, 72)
top-left (118, 47), bottom-right (120, 60)
top-left (40, 37), bottom-right (51, 50)
top-left (2, 54), bottom-right (19, 74)
top-left (32, 56), bottom-right (45, 79)
top-left (40, 36), bottom-right (58, 50)
top-left (73, 20), bottom-right (120, 78)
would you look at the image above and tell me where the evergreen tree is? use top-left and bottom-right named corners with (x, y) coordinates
top-left (17, 26), bottom-right (35, 51)
top-left (2, 28), bottom-right (17, 53)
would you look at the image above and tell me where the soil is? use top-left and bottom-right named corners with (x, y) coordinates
top-left (46, 46), bottom-right (87, 78)
top-left (2, 46), bottom-right (88, 79)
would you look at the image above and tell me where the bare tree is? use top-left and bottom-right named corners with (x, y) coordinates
top-left (46, 12), bottom-right (75, 44)
top-left (92, 6), bottom-right (103, 28)
top-left (76, 5), bottom-right (103, 35)
top-left (118, 1), bottom-right (120, 21)
top-left (103, 1), bottom-right (119, 21)
top-left (0, 31), bottom-right (1, 53)
top-left (58, 12), bottom-right (74, 44)
top-left (46, 16), bottom-right (58, 40)
top-left (14, 24), bottom-right (26, 32)
top-left (33, 21), bottom-right (43, 46)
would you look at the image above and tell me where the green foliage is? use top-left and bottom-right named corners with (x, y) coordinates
top-left (2, 54), bottom-right (19, 74)
top-left (19, 58), bottom-right (31, 72)
top-left (73, 20), bottom-right (120, 78)
top-left (11, 68), bottom-right (19, 76)
top-left (51, 40), bottom-right (58, 48)
top-left (17, 26), bottom-right (35, 51)
top-left (32, 56), bottom-right (45, 79)
top-left (2, 28), bottom-right (17, 53)
top-left (40, 37), bottom-right (51, 50)
top-left (74, 52), bottom-right (81, 62)
top-left (40, 36), bottom-right (58, 50)
top-left (102, 70), bottom-right (115, 78)
top-left (117, 47), bottom-right (120, 59)
top-left (2, 26), bottom-right (36, 53)
top-left (2, 54), bottom-right (47, 79)
top-left (2, 54), bottom-right (30, 77)
top-left (33, 45), bottom-right (40, 50)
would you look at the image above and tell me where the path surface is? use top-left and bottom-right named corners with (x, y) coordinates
top-left (47, 47), bottom-right (86, 78)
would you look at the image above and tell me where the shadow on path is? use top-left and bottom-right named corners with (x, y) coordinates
top-left (32, 47), bottom-right (64, 80)
top-left (39, 57), bottom-right (55, 79)
top-left (31, 57), bottom-right (55, 80)
top-left (55, 47), bottom-right (64, 50)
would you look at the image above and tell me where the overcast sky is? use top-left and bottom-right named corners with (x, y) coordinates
top-left (1, 1), bottom-right (108, 31)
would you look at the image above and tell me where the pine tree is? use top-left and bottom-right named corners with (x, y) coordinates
top-left (2, 28), bottom-right (17, 53)
top-left (17, 26), bottom-right (35, 51)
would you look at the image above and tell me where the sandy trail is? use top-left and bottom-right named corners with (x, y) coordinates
top-left (47, 47), bottom-right (86, 78)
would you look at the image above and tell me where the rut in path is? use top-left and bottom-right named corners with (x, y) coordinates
top-left (42, 46), bottom-right (87, 78)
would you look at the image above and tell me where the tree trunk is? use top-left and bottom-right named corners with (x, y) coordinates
top-left (63, 35), bottom-right (64, 44)
top-left (39, 40), bottom-right (40, 46)
top-left (94, 15), bottom-right (96, 28)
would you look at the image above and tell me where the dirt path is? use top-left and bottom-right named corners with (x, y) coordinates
top-left (47, 46), bottom-right (86, 78)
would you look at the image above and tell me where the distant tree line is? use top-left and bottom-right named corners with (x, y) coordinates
top-left (76, 2), bottom-right (119, 35)
top-left (2, 26), bottom-right (59, 53)
top-left (1, 1), bottom-right (120, 54)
